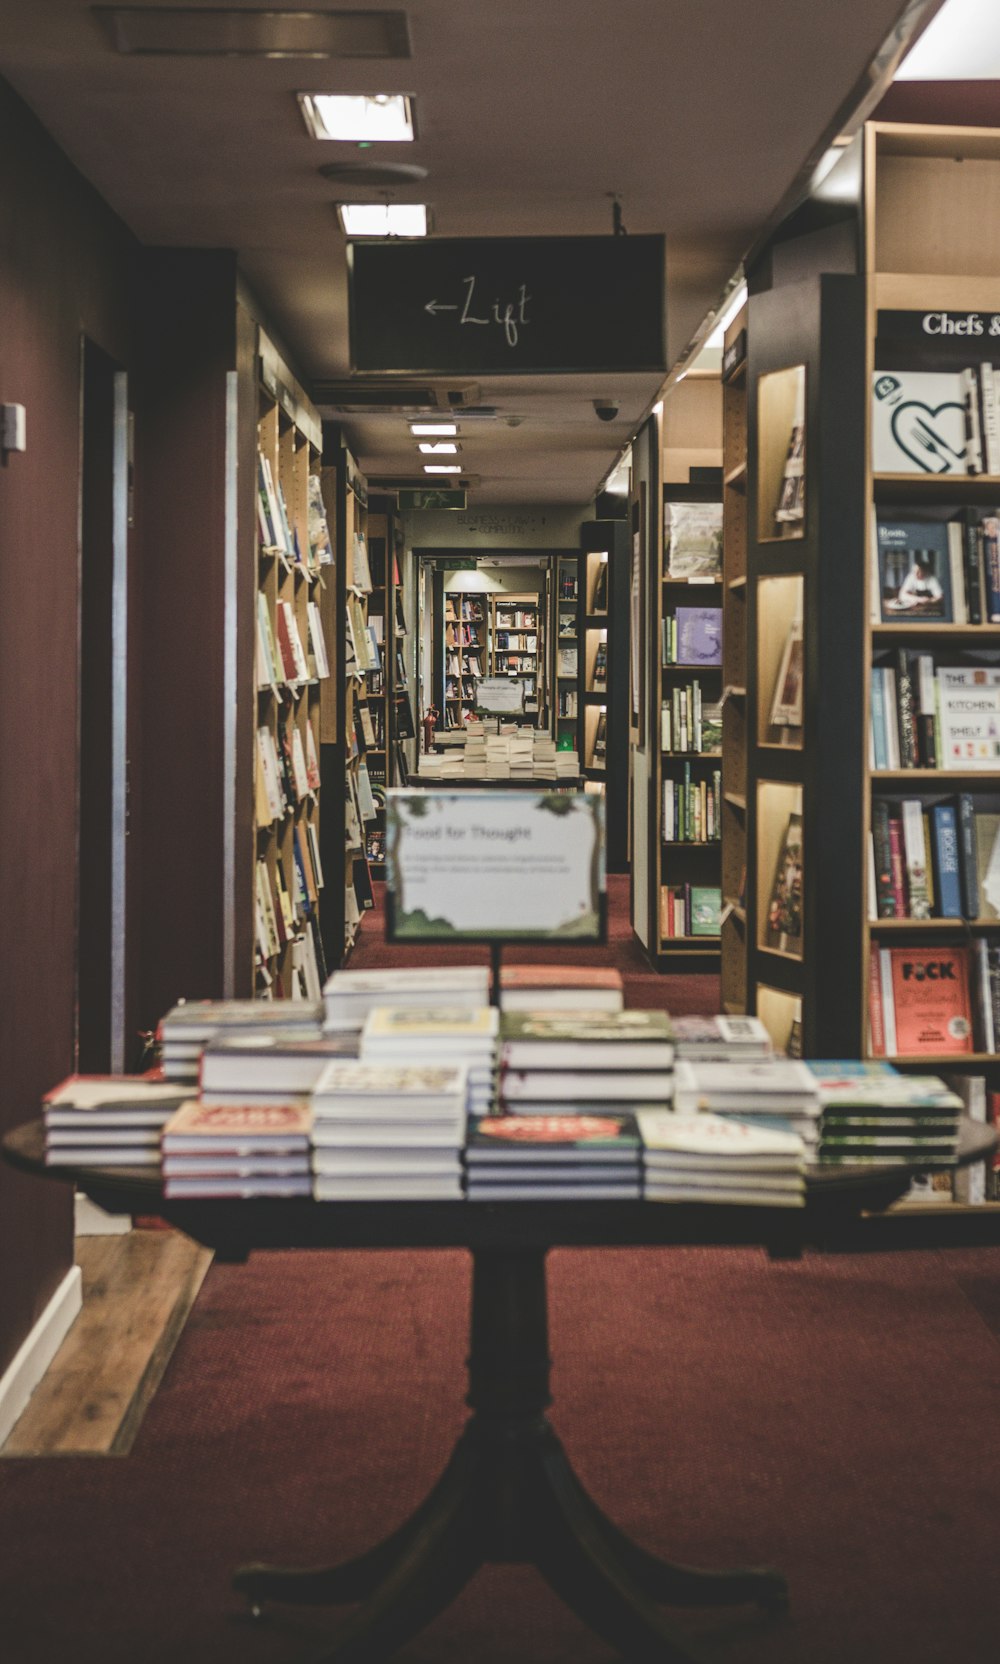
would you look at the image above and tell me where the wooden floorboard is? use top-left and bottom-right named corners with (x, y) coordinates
top-left (1, 1230), bottom-right (212, 1457)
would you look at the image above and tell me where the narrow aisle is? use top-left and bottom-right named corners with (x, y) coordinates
top-left (349, 874), bottom-right (721, 1016)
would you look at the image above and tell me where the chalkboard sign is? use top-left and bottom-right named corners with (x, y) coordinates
top-left (349, 236), bottom-right (666, 376)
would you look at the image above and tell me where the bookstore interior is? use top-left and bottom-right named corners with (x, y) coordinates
top-left (5, 3), bottom-right (1000, 1662)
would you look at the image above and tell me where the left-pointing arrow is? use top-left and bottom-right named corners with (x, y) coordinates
top-left (425, 299), bottom-right (459, 316)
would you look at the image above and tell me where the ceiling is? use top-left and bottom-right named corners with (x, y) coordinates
top-left (0, 0), bottom-right (943, 503)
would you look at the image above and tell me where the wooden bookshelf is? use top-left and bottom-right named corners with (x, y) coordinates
top-left (490, 592), bottom-right (541, 715)
top-left (735, 118), bottom-right (1000, 1204)
top-left (555, 553), bottom-right (582, 752)
top-left (443, 584), bottom-right (489, 725)
top-left (721, 302), bottom-right (749, 1011)
top-left (253, 362), bottom-right (328, 1001)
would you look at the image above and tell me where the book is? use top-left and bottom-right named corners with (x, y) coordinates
top-left (499, 1010), bottom-right (674, 1071)
top-left (974, 811), bottom-right (1000, 919)
top-left (664, 500), bottom-right (723, 579)
top-left (161, 1099), bottom-right (313, 1155)
top-left (765, 813), bottom-right (803, 951)
top-left (900, 799), bottom-right (931, 920)
top-left (871, 370), bottom-right (969, 475)
top-left (936, 667), bottom-right (1000, 767)
top-left (886, 946), bottom-right (974, 1056)
top-left (675, 607), bottom-right (722, 666)
top-left (768, 619), bottom-right (804, 727)
top-left (690, 886), bottom-right (721, 936)
top-left (498, 965), bottom-right (624, 1012)
top-left (929, 802), bottom-right (963, 918)
top-left (671, 1015), bottom-right (773, 1059)
top-left (875, 519), bottom-right (952, 621)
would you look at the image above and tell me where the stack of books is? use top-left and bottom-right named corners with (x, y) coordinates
top-left (672, 1057), bottom-right (822, 1153)
top-left (159, 999), bottom-right (323, 1086)
top-left (418, 750), bottom-right (464, 780)
top-left (42, 1076), bottom-right (186, 1168)
top-left (806, 1061), bottom-right (962, 1166)
top-left (638, 1110), bottom-right (806, 1207)
top-left (553, 748), bottom-right (580, 779)
top-left (485, 736), bottom-right (511, 778)
top-left (498, 1011), bottom-right (674, 1113)
top-left (465, 1112), bottom-right (642, 1200)
top-left (463, 729), bottom-right (488, 772)
top-left (360, 1006), bottom-right (499, 1116)
top-left (532, 734), bottom-right (557, 774)
top-left (671, 1014), bottom-right (773, 1062)
top-left (498, 965), bottom-right (624, 1013)
top-left (322, 967), bottom-right (490, 1034)
top-left (311, 1061), bottom-right (467, 1199)
top-left (199, 1030), bottom-right (358, 1103)
top-left (509, 732), bottom-right (534, 778)
top-left (160, 1100), bottom-right (313, 1197)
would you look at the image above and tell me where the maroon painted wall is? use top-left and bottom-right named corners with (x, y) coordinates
top-left (0, 79), bottom-right (137, 1375)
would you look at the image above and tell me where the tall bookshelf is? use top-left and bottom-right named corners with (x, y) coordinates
top-left (720, 306), bottom-right (749, 1012)
top-left (318, 437), bottom-right (377, 965)
top-left (739, 119), bottom-right (1000, 1158)
top-left (555, 553), bottom-right (582, 751)
top-left (443, 582), bottom-right (489, 725)
top-left (581, 520), bottom-right (629, 871)
top-left (491, 591), bottom-right (542, 717)
top-left (253, 371), bottom-right (330, 1000)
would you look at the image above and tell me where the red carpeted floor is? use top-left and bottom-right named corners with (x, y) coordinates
top-left (3, 883), bottom-right (1000, 1664)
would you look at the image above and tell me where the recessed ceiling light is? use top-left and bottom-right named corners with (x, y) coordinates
top-left (410, 422), bottom-right (457, 436)
top-left (95, 8), bottom-right (412, 58)
top-left (300, 93), bottom-right (414, 142)
top-left (418, 441), bottom-right (459, 454)
top-left (423, 464), bottom-right (462, 474)
top-left (338, 203), bottom-right (428, 237)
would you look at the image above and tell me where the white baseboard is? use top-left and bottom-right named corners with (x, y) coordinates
top-left (75, 1191), bottom-right (131, 1236)
top-left (0, 1266), bottom-right (83, 1446)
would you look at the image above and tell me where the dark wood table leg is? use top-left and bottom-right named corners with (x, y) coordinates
top-left (234, 1246), bottom-right (788, 1662)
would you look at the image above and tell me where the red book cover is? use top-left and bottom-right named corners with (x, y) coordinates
top-left (275, 604), bottom-right (298, 682)
top-left (868, 950), bottom-right (885, 1057)
top-left (500, 966), bottom-right (623, 991)
top-left (887, 816), bottom-right (908, 917)
top-left (888, 946), bottom-right (974, 1056)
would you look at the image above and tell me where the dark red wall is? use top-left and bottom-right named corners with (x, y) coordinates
top-left (0, 79), bottom-right (137, 1374)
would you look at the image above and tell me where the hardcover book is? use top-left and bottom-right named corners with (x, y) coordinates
top-left (937, 668), bottom-right (1000, 767)
top-left (664, 501), bottom-right (723, 579)
top-left (875, 520), bottom-right (953, 621)
top-left (768, 619), bottom-right (804, 727)
top-left (765, 813), bottom-right (803, 951)
top-left (675, 607), bottom-right (722, 666)
top-left (871, 370), bottom-right (969, 475)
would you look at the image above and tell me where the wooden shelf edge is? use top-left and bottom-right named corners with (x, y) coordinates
top-left (869, 916), bottom-right (1000, 930)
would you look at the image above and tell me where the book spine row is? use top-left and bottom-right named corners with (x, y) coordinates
top-left (662, 766), bottom-right (721, 843)
top-left (660, 682), bottom-right (713, 753)
top-left (558, 689), bottom-right (578, 717)
top-left (867, 942), bottom-right (993, 1058)
top-left (870, 793), bottom-right (989, 920)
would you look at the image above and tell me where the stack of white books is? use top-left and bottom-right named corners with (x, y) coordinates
top-left (199, 1030), bottom-right (358, 1103)
top-left (464, 727), bottom-right (488, 772)
top-left (638, 1110), bottom-right (806, 1207)
top-left (554, 749), bottom-right (580, 778)
top-left (311, 1061), bottom-right (467, 1199)
top-left (532, 735), bottom-right (558, 775)
top-left (509, 733), bottom-right (534, 778)
top-left (671, 1057), bottom-right (822, 1152)
top-left (498, 1011), bottom-right (674, 1114)
top-left (360, 1005), bottom-right (499, 1116)
top-left (159, 999), bottom-right (323, 1086)
top-left (42, 1075), bottom-right (187, 1169)
top-left (323, 967), bottom-right (490, 1034)
top-left (160, 1100), bottom-right (313, 1198)
top-left (485, 736), bottom-right (511, 778)
top-left (670, 1015), bottom-right (773, 1062)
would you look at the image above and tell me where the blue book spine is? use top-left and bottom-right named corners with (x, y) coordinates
top-left (957, 793), bottom-right (980, 918)
top-left (929, 803), bottom-right (962, 918)
top-left (870, 668), bottom-right (888, 770)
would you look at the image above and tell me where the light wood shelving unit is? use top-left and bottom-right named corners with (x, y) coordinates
top-left (721, 305), bottom-right (748, 1012)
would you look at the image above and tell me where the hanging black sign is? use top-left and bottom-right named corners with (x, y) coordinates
top-left (878, 309), bottom-right (1000, 346)
top-left (348, 235), bottom-right (666, 376)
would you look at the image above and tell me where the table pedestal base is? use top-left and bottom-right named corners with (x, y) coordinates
top-left (234, 1248), bottom-right (787, 1663)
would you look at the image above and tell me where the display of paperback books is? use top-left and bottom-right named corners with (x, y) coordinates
top-left (498, 965), bottom-right (624, 1012)
top-left (660, 883), bottom-right (722, 939)
top-left (871, 794), bottom-right (1000, 922)
top-left (158, 1000), bottom-right (324, 1084)
top-left (360, 1005), bottom-right (499, 1115)
top-left (42, 1076), bottom-right (187, 1167)
top-left (638, 1111), bottom-right (805, 1207)
top-left (322, 966), bottom-right (490, 1032)
top-left (671, 1057), bottom-right (822, 1150)
top-left (869, 659), bottom-right (1000, 771)
top-left (160, 1100), bottom-right (313, 1197)
top-left (662, 766), bottom-right (720, 841)
top-left (465, 1113), bottom-right (641, 1200)
top-left (311, 1061), bottom-right (466, 1199)
top-left (660, 682), bottom-right (720, 754)
top-left (805, 1062), bottom-right (962, 1166)
top-left (498, 1010), bottom-right (674, 1112)
top-left (670, 1015), bottom-right (773, 1061)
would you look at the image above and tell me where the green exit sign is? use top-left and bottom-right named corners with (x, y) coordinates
top-left (398, 488), bottom-right (467, 511)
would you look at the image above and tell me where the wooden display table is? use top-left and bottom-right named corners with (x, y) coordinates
top-left (4, 1118), bottom-right (995, 1664)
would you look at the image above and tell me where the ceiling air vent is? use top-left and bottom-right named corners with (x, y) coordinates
top-left (313, 382), bottom-right (481, 415)
top-left (94, 8), bottom-right (411, 58)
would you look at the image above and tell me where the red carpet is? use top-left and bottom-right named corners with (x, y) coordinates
top-left (3, 882), bottom-right (1000, 1663)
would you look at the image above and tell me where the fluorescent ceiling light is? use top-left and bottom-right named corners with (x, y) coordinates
top-left (300, 93), bottom-right (414, 142)
top-left (896, 0), bottom-right (1000, 79)
top-left (418, 441), bottom-right (458, 454)
top-left (410, 422), bottom-right (457, 436)
top-left (704, 282), bottom-right (748, 351)
top-left (424, 464), bottom-right (462, 474)
top-left (339, 203), bottom-right (428, 237)
top-left (446, 569), bottom-right (502, 593)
